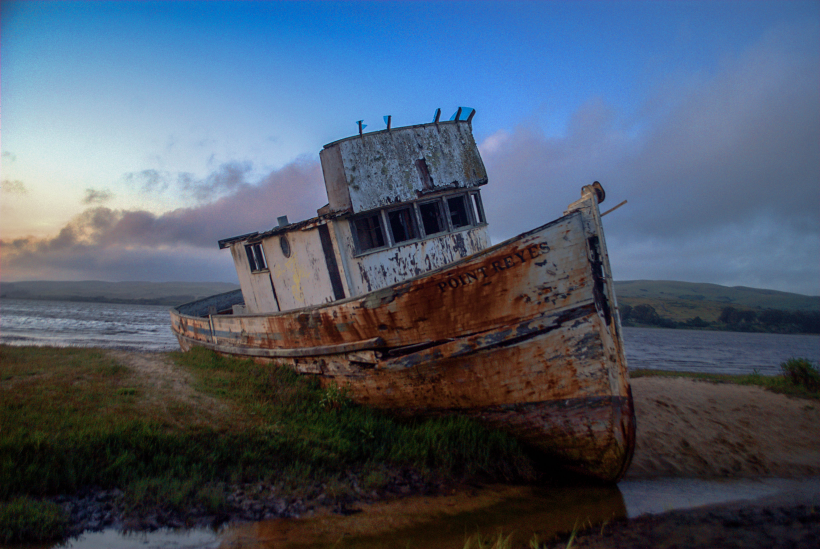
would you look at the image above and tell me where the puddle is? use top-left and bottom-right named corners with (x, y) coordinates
top-left (218, 484), bottom-right (623, 548)
top-left (48, 528), bottom-right (221, 549)
top-left (50, 477), bottom-right (820, 549)
top-left (618, 476), bottom-right (820, 516)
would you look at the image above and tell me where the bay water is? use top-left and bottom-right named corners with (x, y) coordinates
top-left (2, 298), bottom-right (817, 374)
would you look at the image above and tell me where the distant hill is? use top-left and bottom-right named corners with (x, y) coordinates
top-left (613, 280), bottom-right (819, 333)
top-left (614, 280), bottom-right (818, 323)
top-left (0, 281), bottom-right (240, 307)
top-left (615, 280), bottom-right (818, 311)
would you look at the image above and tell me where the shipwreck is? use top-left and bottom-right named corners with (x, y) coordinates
top-left (170, 109), bottom-right (636, 482)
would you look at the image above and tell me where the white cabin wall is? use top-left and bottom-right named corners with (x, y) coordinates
top-left (333, 219), bottom-right (490, 296)
top-left (265, 228), bottom-right (337, 310)
top-left (229, 244), bottom-right (280, 314)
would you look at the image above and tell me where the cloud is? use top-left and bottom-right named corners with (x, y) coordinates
top-left (123, 169), bottom-right (172, 194)
top-left (4, 23), bottom-right (817, 295)
top-left (480, 23), bottom-right (819, 295)
top-left (82, 188), bottom-right (114, 204)
top-left (2, 158), bottom-right (326, 282)
top-left (178, 161), bottom-right (253, 201)
top-left (1, 179), bottom-right (27, 194)
top-left (123, 161), bottom-right (255, 202)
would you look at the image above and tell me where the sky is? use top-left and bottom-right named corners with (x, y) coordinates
top-left (1, 0), bottom-right (818, 296)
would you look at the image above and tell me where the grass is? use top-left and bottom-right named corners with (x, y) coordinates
top-left (631, 357), bottom-right (820, 400)
top-left (0, 497), bottom-right (68, 544)
top-left (0, 345), bottom-right (534, 542)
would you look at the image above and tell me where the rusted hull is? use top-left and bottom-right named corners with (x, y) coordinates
top-left (171, 196), bottom-right (635, 482)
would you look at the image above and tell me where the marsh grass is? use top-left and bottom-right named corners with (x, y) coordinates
top-left (1, 344), bottom-right (534, 541)
top-left (0, 497), bottom-right (68, 544)
top-left (632, 357), bottom-right (820, 400)
top-left (172, 347), bottom-right (534, 480)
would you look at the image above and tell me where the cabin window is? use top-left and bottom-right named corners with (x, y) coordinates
top-left (353, 212), bottom-right (386, 252)
top-left (279, 236), bottom-right (291, 258)
top-left (446, 195), bottom-right (471, 229)
top-left (419, 200), bottom-right (446, 236)
top-left (388, 206), bottom-right (418, 244)
top-left (245, 243), bottom-right (267, 272)
top-left (350, 190), bottom-right (487, 256)
top-left (469, 192), bottom-right (485, 224)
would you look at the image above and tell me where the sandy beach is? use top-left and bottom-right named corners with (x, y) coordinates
top-left (627, 376), bottom-right (820, 479)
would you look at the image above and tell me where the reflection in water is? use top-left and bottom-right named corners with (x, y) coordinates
top-left (618, 477), bottom-right (820, 517)
top-left (57, 528), bottom-right (220, 549)
top-left (48, 478), bottom-right (820, 549)
top-left (217, 484), bottom-right (625, 549)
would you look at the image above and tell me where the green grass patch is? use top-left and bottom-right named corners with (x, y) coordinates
top-left (632, 357), bottom-right (820, 400)
top-left (1, 345), bottom-right (534, 541)
top-left (172, 347), bottom-right (533, 480)
top-left (0, 497), bottom-right (68, 544)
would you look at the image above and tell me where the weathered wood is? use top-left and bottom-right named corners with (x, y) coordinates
top-left (170, 188), bottom-right (635, 482)
top-left (175, 333), bottom-right (385, 358)
top-left (601, 199), bottom-right (628, 217)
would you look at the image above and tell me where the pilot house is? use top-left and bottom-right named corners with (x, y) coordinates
top-left (218, 112), bottom-right (491, 314)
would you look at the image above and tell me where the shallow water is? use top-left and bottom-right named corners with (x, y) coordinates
top-left (623, 326), bottom-right (820, 375)
top-left (0, 299), bottom-right (175, 352)
top-left (54, 478), bottom-right (820, 549)
top-left (2, 299), bottom-right (818, 375)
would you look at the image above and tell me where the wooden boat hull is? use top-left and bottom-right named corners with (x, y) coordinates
top-left (171, 192), bottom-right (636, 482)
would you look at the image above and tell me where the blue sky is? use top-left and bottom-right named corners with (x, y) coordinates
top-left (2, 0), bottom-right (818, 295)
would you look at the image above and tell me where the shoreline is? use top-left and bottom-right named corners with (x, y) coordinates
top-left (50, 375), bottom-right (820, 545)
top-left (54, 476), bottom-right (820, 548)
top-left (3, 348), bottom-right (819, 547)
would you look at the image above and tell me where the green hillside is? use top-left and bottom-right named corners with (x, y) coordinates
top-left (0, 281), bottom-right (240, 307)
top-left (615, 280), bottom-right (818, 312)
top-left (613, 280), bottom-right (818, 333)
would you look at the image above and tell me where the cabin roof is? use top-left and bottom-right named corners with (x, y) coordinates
top-left (217, 211), bottom-right (346, 249)
top-left (321, 118), bottom-right (468, 149)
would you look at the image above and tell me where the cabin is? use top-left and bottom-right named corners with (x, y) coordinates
top-left (218, 111), bottom-right (491, 314)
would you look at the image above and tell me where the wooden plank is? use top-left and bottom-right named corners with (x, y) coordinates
top-left (175, 333), bottom-right (385, 358)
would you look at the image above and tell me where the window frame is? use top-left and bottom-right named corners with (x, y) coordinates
top-left (350, 189), bottom-right (488, 257)
top-left (386, 204), bottom-right (419, 245)
top-left (245, 242), bottom-right (268, 273)
top-left (468, 191), bottom-right (486, 226)
top-left (351, 210), bottom-right (388, 254)
top-left (444, 194), bottom-right (472, 230)
top-left (417, 198), bottom-right (447, 237)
